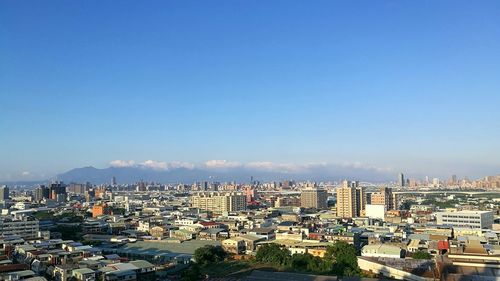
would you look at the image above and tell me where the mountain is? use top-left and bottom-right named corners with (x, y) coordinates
top-left (56, 164), bottom-right (393, 184)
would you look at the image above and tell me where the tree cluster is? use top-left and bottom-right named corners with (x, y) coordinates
top-left (412, 251), bottom-right (432, 260)
top-left (255, 241), bottom-right (360, 277)
top-left (193, 245), bottom-right (227, 266)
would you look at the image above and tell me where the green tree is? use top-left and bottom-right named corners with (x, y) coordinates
top-left (288, 253), bottom-right (332, 274)
top-left (400, 200), bottom-right (416, 210)
top-left (255, 244), bottom-right (290, 266)
top-left (193, 245), bottom-right (227, 266)
top-left (324, 241), bottom-right (360, 277)
top-left (413, 251), bottom-right (432, 260)
top-left (180, 263), bottom-right (201, 281)
top-left (54, 225), bottom-right (82, 241)
top-left (289, 253), bottom-right (312, 271)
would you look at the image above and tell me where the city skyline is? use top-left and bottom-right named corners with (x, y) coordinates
top-left (2, 1), bottom-right (500, 181)
top-left (0, 159), bottom-right (493, 185)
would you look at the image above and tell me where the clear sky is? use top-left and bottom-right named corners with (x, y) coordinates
top-left (1, 1), bottom-right (500, 181)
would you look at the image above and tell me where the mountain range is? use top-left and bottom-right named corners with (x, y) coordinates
top-left (53, 164), bottom-right (393, 184)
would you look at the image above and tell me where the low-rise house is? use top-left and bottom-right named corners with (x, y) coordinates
top-left (72, 268), bottom-right (96, 281)
top-left (129, 260), bottom-right (155, 281)
top-left (197, 228), bottom-right (227, 240)
top-left (170, 229), bottom-right (195, 241)
top-left (361, 244), bottom-right (405, 258)
top-left (244, 227), bottom-right (275, 240)
top-left (149, 226), bottom-right (168, 240)
top-left (222, 237), bottom-right (245, 254)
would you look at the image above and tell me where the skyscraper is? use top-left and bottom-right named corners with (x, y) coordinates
top-left (0, 185), bottom-right (9, 200)
top-left (398, 173), bottom-right (405, 187)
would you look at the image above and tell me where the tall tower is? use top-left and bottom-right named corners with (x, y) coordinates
top-left (398, 173), bottom-right (405, 187)
top-left (0, 185), bottom-right (9, 200)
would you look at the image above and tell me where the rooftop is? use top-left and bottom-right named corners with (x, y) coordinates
top-left (101, 240), bottom-right (220, 255)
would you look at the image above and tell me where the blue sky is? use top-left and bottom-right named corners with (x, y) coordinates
top-left (1, 1), bottom-right (500, 181)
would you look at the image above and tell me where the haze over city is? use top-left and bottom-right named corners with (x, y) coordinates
top-left (2, 1), bottom-right (500, 182)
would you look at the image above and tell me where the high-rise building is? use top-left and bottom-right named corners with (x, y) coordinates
top-left (398, 173), bottom-right (405, 187)
top-left (449, 175), bottom-right (457, 186)
top-left (369, 187), bottom-right (394, 210)
top-left (245, 186), bottom-right (258, 203)
top-left (300, 189), bottom-right (328, 209)
top-left (0, 185), bottom-right (9, 200)
top-left (337, 184), bottom-right (357, 218)
top-left (336, 180), bottom-right (365, 217)
top-left (432, 178), bottom-right (440, 187)
top-left (34, 185), bottom-right (50, 202)
top-left (136, 181), bottom-right (146, 192)
top-left (355, 186), bottom-right (366, 215)
top-left (191, 192), bottom-right (247, 214)
top-left (49, 182), bottom-right (67, 200)
top-left (274, 196), bottom-right (301, 207)
top-left (67, 183), bottom-right (86, 194)
top-left (112, 176), bottom-right (117, 186)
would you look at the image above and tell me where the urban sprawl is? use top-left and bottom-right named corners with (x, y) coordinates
top-left (1, 174), bottom-right (500, 281)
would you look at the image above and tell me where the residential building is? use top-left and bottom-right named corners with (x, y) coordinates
top-left (369, 187), bottom-right (394, 210)
top-left (92, 203), bottom-right (112, 218)
top-left (0, 216), bottom-right (40, 239)
top-left (336, 181), bottom-right (359, 218)
top-left (190, 192), bottom-right (246, 214)
top-left (300, 189), bottom-right (327, 209)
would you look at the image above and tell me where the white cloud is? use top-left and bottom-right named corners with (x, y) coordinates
top-left (110, 160), bottom-right (135, 167)
top-left (205, 160), bottom-right (242, 169)
top-left (244, 162), bottom-right (326, 172)
top-left (140, 160), bottom-right (168, 170)
top-left (167, 161), bottom-right (195, 170)
top-left (340, 161), bottom-right (393, 172)
top-left (109, 159), bottom-right (195, 170)
top-left (21, 171), bottom-right (31, 176)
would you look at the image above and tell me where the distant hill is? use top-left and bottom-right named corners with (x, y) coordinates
top-left (55, 164), bottom-right (392, 184)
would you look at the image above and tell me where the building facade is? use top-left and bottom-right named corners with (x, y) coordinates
top-left (191, 192), bottom-right (247, 214)
top-left (0, 216), bottom-right (40, 239)
top-left (436, 210), bottom-right (494, 229)
top-left (336, 181), bottom-right (364, 218)
top-left (300, 189), bottom-right (328, 209)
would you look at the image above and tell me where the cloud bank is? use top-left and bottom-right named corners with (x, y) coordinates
top-left (106, 159), bottom-right (394, 181)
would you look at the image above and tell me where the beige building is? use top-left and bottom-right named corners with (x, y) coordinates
top-left (191, 192), bottom-right (247, 214)
top-left (275, 196), bottom-right (301, 207)
top-left (336, 180), bottom-right (365, 218)
top-left (222, 237), bottom-right (246, 254)
top-left (300, 189), bottom-right (328, 209)
top-left (369, 187), bottom-right (395, 210)
top-left (150, 226), bottom-right (168, 239)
